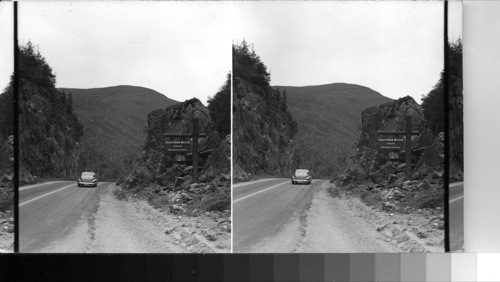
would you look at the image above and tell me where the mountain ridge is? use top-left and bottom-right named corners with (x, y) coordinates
top-left (274, 82), bottom-right (394, 177)
top-left (59, 85), bottom-right (178, 181)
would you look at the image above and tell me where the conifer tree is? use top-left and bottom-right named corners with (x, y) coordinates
top-left (68, 92), bottom-right (73, 114)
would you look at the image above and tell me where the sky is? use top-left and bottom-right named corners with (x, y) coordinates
top-left (18, 2), bottom-right (232, 105)
top-left (233, 1), bottom-right (461, 103)
top-left (0, 3), bottom-right (13, 93)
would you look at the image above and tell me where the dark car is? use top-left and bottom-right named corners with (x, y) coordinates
top-left (78, 171), bottom-right (98, 187)
top-left (291, 169), bottom-right (312, 185)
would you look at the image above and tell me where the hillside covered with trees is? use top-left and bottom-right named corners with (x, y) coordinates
top-left (277, 83), bottom-right (393, 177)
top-left (18, 42), bottom-right (83, 183)
top-left (421, 40), bottom-right (463, 181)
top-left (60, 86), bottom-right (178, 181)
top-left (233, 41), bottom-right (297, 180)
top-left (207, 73), bottom-right (231, 137)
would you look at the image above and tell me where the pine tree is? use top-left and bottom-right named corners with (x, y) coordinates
top-left (281, 90), bottom-right (288, 112)
top-left (67, 92), bottom-right (73, 114)
top-left (207, 73), bottom-right (231, 136)
top-left (61, 90), bottom-right (67, 104)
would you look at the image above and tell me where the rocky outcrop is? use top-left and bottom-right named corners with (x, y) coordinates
top-left (18, 79), bottom-right (83, 183)
top-left (339, 96), bottom-right (444, 210)
top-left (233, 78), bottom-right (297, 181)
top-left (122, 98), bottom-right (230, 214)
top-left (145, 98), bottom-right (213, 154)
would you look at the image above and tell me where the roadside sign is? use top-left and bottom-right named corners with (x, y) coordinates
top-left (164, 118), bottom-right (207, 182)
top-left (165, 140), bottom-right (191, 153)
top-left (377, 137), bottom-right (404, 151)
top-left (377, 116), bottom-right (419, 180)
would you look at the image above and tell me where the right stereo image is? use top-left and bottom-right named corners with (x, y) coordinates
top-left (231, 1), bottom-right (463, 253)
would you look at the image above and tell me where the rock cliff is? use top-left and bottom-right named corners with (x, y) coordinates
top-left (232, 42), bottom-right (297, 181)
top-left (18, 43), bottom-right (83, 183)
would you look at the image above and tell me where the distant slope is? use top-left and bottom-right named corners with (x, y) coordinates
top-left (59, 85), bottom-right (178, 180)
top-left (275, 83), bottom-right (393, 177)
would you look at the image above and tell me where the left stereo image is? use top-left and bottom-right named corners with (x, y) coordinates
top-left (0, 2), bottom-right (14, 253)
top-left (16, 2), bottom-right (231, 253)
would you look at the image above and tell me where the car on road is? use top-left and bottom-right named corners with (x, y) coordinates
top-left (291, 169), bottom-right (312, 185)
top-left (78, 172), bottom-right (98, 187)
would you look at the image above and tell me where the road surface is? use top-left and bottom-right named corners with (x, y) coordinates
top-left (19, 181), bottom-right (105, 252)
top-left (233, 178), bottom-right (317, 252)
top-left (449, 182), bottom-right (464, 252)
top-left (233, 178), bottom-right (398, 253)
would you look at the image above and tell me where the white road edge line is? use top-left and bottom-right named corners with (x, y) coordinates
top-left (449, 195), bottom-right (464, 204)
top-left (19, 184), bottom-right (75, 207)
top-left (19, 181), bottom-right (64, 191)
top-left (233, 181), bottom-right (289, 204)
top-left (232, 178), bottom-right (278, 188)
top-left (449, 182), bottom-right (464, 188)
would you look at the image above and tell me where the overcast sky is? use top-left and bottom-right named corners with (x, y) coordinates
top-left (0, 3), bottom-right (13, 93)
top-left (234, 1), bottom-right (461, 103)
top-left (18, 2), bottom-right (232, 104)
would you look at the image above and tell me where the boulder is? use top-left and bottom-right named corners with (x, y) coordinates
top-left (202, 230), bottom-right (217, 241)
top-left (417, 181), bottom-right (431, 190)
top-left (388, 174), bottom-right (398, 184)
top-left (146, 98), bottom-right (212, 152)
top-left (382, 202), bottom-right (397, 211)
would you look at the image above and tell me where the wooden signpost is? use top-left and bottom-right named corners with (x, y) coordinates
top-left (164, 118), bottom-right (206, 182)
top-left (377, 115), bottom-right (419, 180)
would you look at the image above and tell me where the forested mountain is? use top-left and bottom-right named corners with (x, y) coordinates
top-left (233, 41), bottom-right (297, 180)
top-left (421, 39), bottom-right (463, 181)
top-left (18, 42), bottom-right (83, 183)
top-left (60, 86), bottom-right (178, 181)
top-left (207, 73), bottom-right (231, 137)
top-left (276, 83), bottom-right (392, 177)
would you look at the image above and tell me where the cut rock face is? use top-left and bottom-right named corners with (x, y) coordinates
top-left (340, 96), bottom-right (444, 186)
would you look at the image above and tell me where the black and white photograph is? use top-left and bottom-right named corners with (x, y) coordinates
top-left (17, 2), bottom-right (231, 253)
top-left (232, 1), bottom-right (459, 253)
top-left (0, 2), bottom-right (14, 253)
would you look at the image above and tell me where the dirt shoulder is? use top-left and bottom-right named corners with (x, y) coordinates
top-left (298, 181), bottom-right (399, 252)
top-left (41, 183), bottom-right (230, 253)
top-left (328, 182), bottom-right (444, 253)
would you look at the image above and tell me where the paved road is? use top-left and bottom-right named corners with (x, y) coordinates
top-left (19, 181), bottom-right (107, 252)
top-left (233, 178), bottom-right (318, 252)
top-left (449, 182), bottom-right (464, 252)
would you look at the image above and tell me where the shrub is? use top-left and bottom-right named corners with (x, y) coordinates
top-left (412, 189), bottom-right (444, 209)
top-left (148, 195), bottom-right (170, 209)
top-left (200, 191), bottom-right (230, 212)
top-left (113, 188), bottom-right (128, 201)
top-left (327, 185), bottom-right (341, 198)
